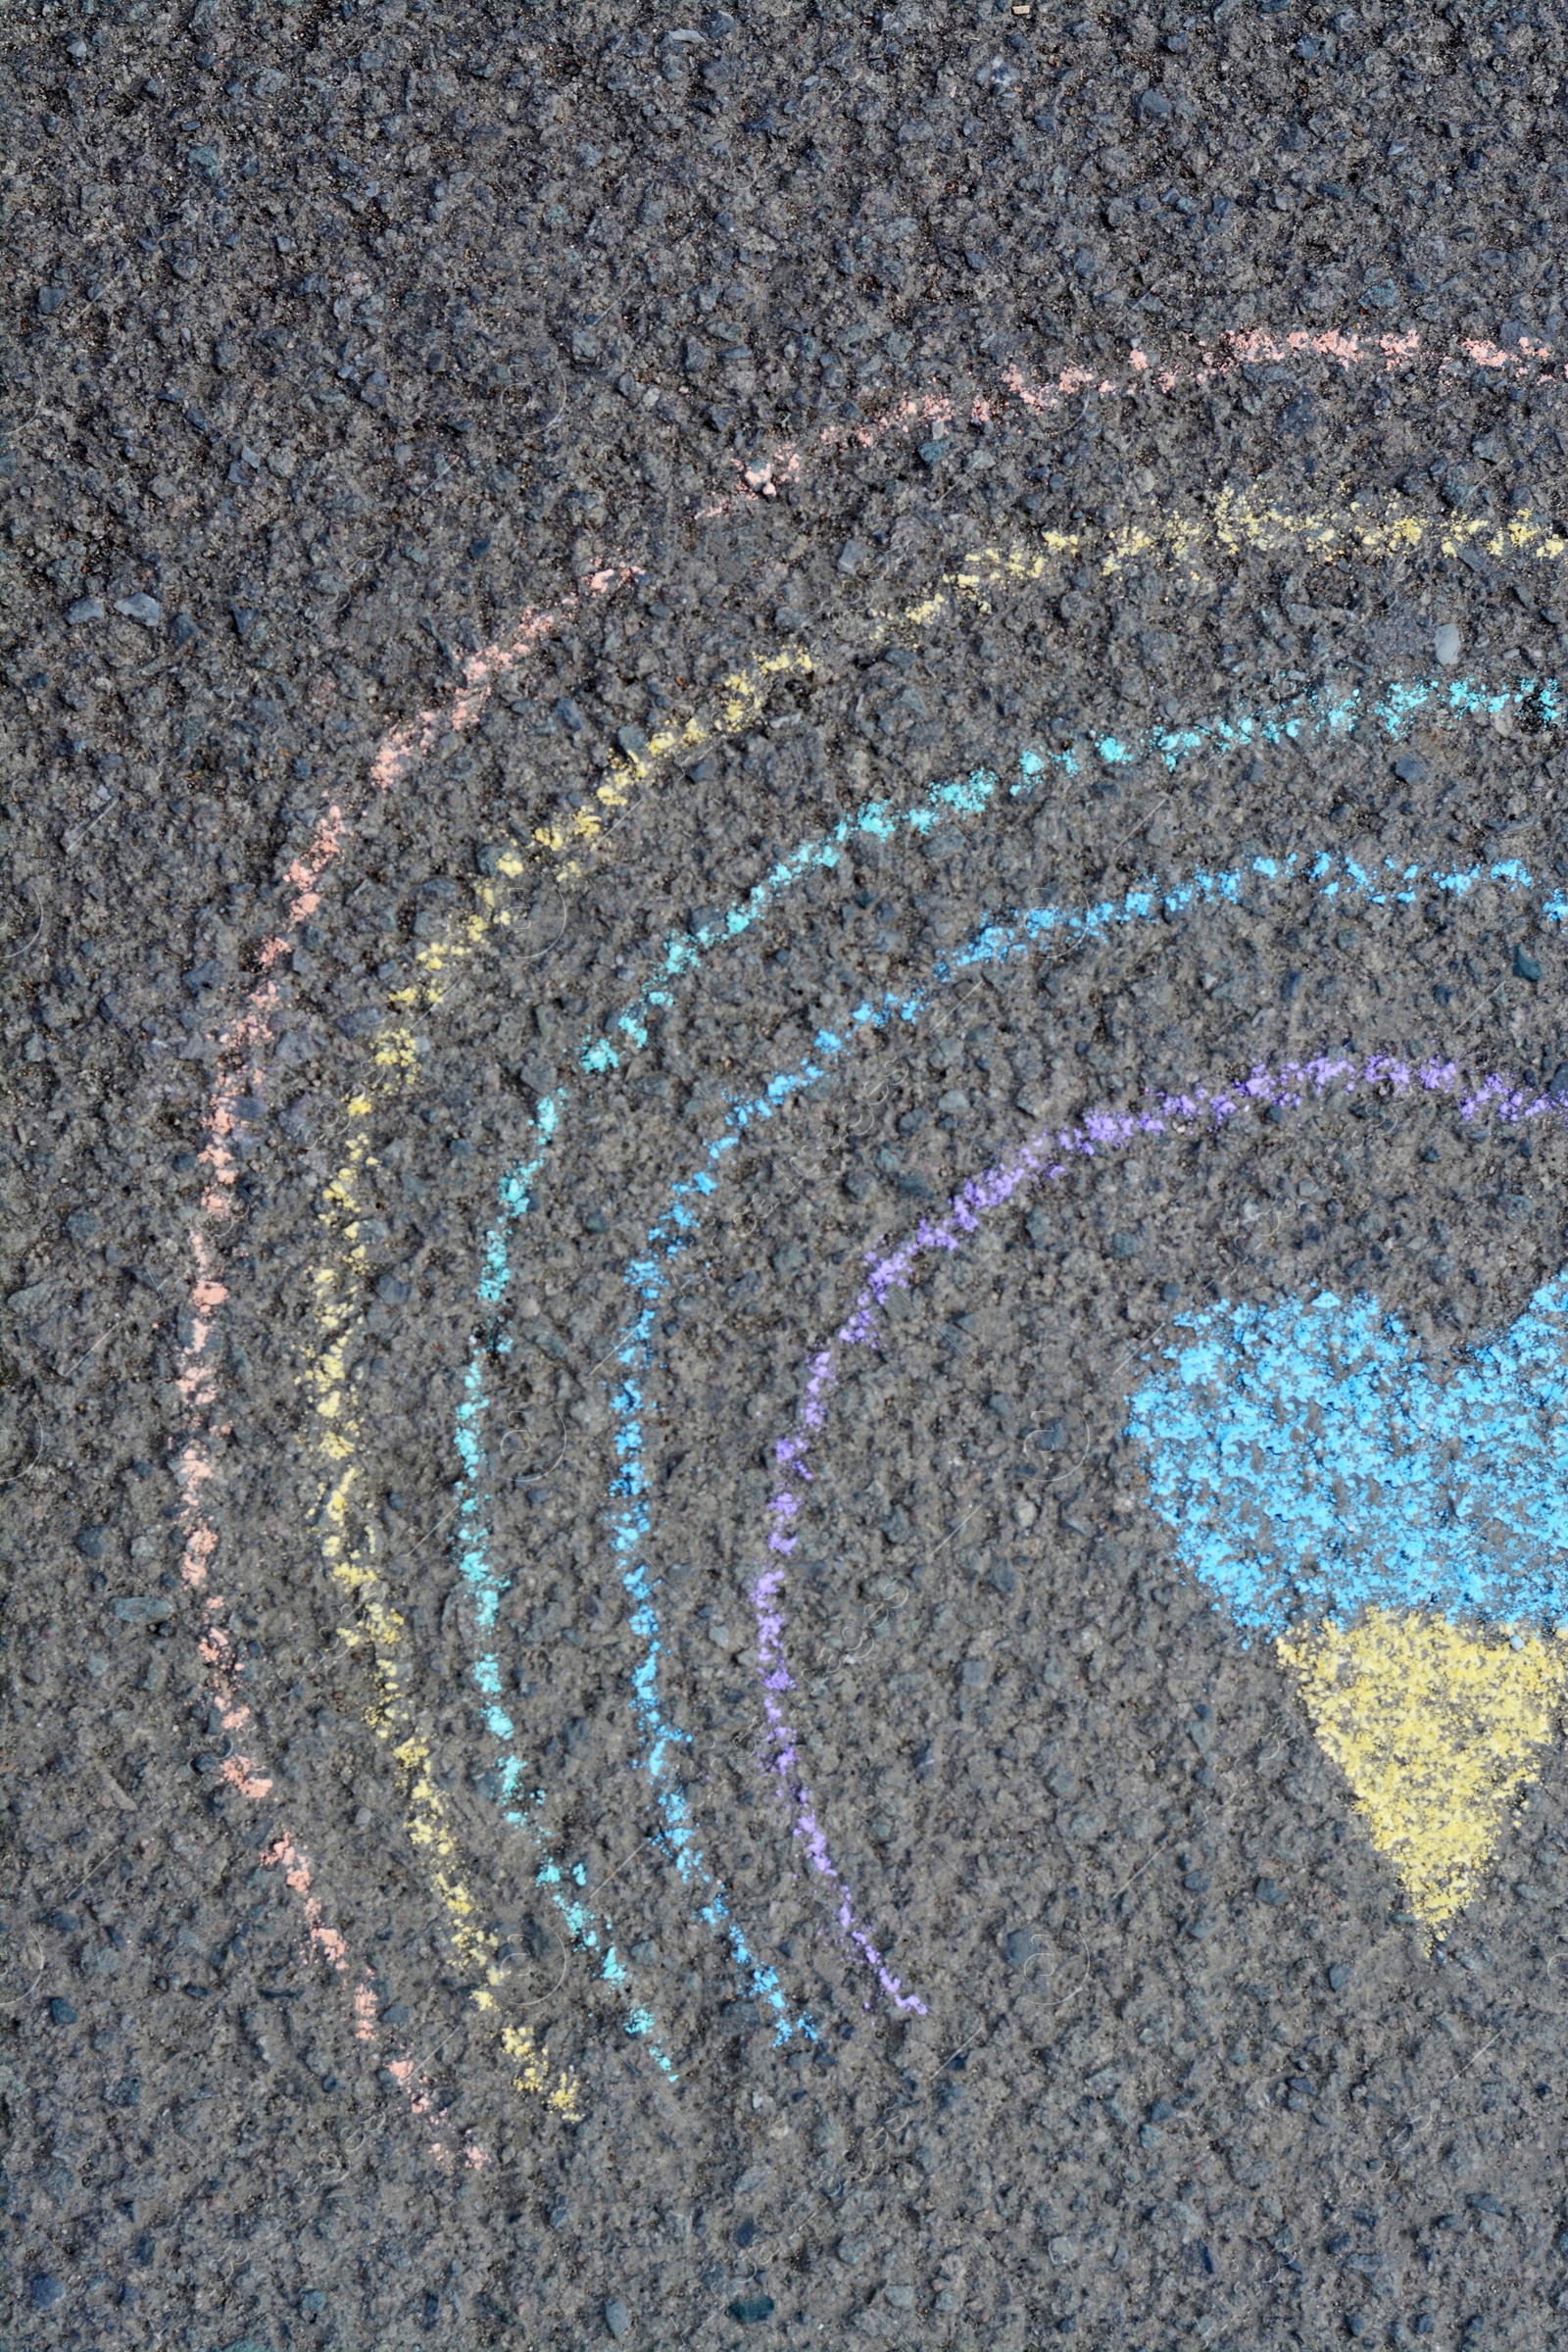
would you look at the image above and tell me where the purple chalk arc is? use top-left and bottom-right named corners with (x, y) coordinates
top-left (749, 1051), bottom-right (1568, 2007)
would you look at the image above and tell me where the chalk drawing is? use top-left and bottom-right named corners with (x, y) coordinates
top-left (1278, 1612), bottom-right (1568, 1933)
top-left (160, 336), bottom-right (1568, 2129)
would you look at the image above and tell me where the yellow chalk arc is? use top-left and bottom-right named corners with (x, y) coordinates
top-left (531, 644), bottom-right (813, 871)
top-left (301, 857), bottom-right (579, 2121)
top-left (1277, 1607), bottom-right (1568, 1935)
top-left (300, 638), bottom-right (807, 2113)
top-left (900, 490), bottom-right (1568, 623)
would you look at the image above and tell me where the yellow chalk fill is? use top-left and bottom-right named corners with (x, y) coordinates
top-left (1277, 1608), bottom-right (1568, 1933)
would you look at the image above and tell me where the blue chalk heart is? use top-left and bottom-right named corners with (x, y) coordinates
top-left (1128, 1274), bottom-right (1568, 1635)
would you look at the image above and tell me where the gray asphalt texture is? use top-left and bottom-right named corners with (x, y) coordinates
top-left (9, 1), bottom-right (1568, 2347)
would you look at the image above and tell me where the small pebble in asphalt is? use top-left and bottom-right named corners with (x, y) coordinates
top-left (1434, 621), bottom-right (1462, 666)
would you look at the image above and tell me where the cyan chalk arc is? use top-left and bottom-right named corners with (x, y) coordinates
top-left (750, 1053), bottom-right (1568, 1999)
top-left (1061, 668), bottom-right (1560, 781)
top-left (451, 1303), bottom-right (680, 2080)
top-left (453, 797), bottom-right (1568, 2038)
top-left (448, 760), bottom-right (1051, 2051)
top-left (581, 666), bottom-right (1562, 1078)
top-left (452, 766), bottom-right (1031, 2047)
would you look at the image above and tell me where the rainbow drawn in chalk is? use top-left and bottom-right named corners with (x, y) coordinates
top-left (159, 324), bottom-right (1568, 2152)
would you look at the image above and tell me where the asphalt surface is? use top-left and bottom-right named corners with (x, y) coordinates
top-left (10, 3), bottom-right (1568, 2348)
